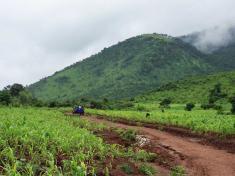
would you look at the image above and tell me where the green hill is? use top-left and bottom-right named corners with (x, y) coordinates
top-left (180, 26), bottom-right (235, 71)
top-left (29, 34), bottom-right (213, 101)
top-left (208, 43), bottom-right (235, 71)
top-left (136, 71), bottom-right (235, 103)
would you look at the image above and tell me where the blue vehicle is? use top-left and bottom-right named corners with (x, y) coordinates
top-left (73, 106), bottom-right (85, 115)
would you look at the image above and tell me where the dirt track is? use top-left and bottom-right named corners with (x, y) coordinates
top-left (84, 115), bottom-right (235, 176)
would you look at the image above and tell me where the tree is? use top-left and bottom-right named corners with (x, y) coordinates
top-left (103, 98), bottom-right (109, 103)
top-left (185, 103), bottom-right (195, 111)
top-left (0, 90), bottom-right (11, 105)
top-left (229, 96), bottom-right (235, 114)
top-left (48, 101), bottom-right (58, 108)
top-left (208, 83), bottom-right (227, 104)
top-left (19, 91), bottom-right (33, 105)
top-left (9, 84), bottom-right (24, 97)
top-left (159, 98), bottom-right (171, 108)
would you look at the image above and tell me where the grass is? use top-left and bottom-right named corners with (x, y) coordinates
top-left (87, 104), bottom-right (235, 135)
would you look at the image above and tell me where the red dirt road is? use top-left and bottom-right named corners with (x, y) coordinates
top-left (85, 115), bottom-right (235, 176)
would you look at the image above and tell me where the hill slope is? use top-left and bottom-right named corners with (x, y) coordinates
top-left (29, 34), bottom-right (213, 101)
top-left (180, 25), bottom-right (235, 71)
top-left (136, 71), bottom-right (235, 103)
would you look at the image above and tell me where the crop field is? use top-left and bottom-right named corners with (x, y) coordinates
top-left (87, 104), bottom-right (235, 135)
top-left (0, 107), bottom-right (162, 176)
top-left (0, 106), bottom-right (234, 176)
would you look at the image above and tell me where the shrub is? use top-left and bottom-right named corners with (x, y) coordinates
top-left (139, 164), bottom-right (156, 176)
top-left (120, 129), bottom-right (137, 142)
top-left (214, 105), bottom-right (222, 110)
top-left (208, 83), bottom-right (227, 104)
top-left (185, 103), bottom-right (195, 111)
top-left (159, 98), bottom-right (171, 108)
top-left (48, 101), bottom-right (58, 108)
top-left (137, 105), bottom-right (146, 111)
top-left (229, 96), bottom-right (235, 114)
top-left (201, 103), bottom-right (214, 110)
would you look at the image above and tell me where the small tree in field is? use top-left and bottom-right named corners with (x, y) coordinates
top-left (185, 103), bottom-right (195, 111)
top-left (229, 96), bottom-right (235, 114)
top-left (159, 98), bottom-right (171, 108)
top-left (208, 83), bottom-right (227, 104)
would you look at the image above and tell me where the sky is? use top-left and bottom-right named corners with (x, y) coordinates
top-left (0, 0), bottom-right (235, 88)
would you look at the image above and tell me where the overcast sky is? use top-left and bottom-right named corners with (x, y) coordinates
top-left (0, 0), bottom-right (235, 88)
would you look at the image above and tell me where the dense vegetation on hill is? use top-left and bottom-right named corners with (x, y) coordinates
top-left (180, 26), bottom-right (235, 71)
top-left (208, 43), bottom-right (235, 71)
top-left (29, 34), bottom-right (213, 101)
top-left (136, 71), bottom-right (235, 103)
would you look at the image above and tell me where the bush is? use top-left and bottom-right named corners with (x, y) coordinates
top-left (214, 105), bottom-right (222, 110)
top-left (208, 83), bottom-right (227, 104)
top-left (137, 105), bottom-right (146, 111)
top-left (48, 101), bottom-right (58, 108)
top-left (119, 129), bottom-right (137, 142)
top-left (139, 164), bottom-right (156, 176)
top-left (201, 103), bottom-right (214, 110)
top-left (229, 96), bottom-right (235, 114)
top-left (159, 98), bottom-right (171, 108)
top-left (185, 103), bottom-right (195, 111)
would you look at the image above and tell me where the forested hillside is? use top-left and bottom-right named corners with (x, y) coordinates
top-left (29, 34), bottom-right (212, 101)
top-left (136, 71), bottom-right (235, 103)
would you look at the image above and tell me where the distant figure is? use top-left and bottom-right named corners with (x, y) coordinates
top-left (146, 113), bottom-right (150, 118)
top-left (73, 105), bottom-right (85, 115)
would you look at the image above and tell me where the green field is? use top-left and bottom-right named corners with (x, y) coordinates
top-left (87, 104), bottom-right (235, 135)
top-left (0, 107), bottom-right (158, 175)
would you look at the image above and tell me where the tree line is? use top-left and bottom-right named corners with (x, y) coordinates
top-left (0, 84), bottom-right (43, 107)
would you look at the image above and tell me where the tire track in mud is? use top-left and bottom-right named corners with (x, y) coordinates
top-left (84, 115), bottom-right (235, 176)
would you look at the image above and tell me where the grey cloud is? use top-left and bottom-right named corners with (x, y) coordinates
top-left (0, 0), bottom-right (235, 88)
top-left (188, 24), bottom-right (235, 53)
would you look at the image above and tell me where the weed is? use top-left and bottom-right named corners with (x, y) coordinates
top-left (134, 150), bottom-right (157, 162)
top-left (120, 163), bottom-right (134, 174)
top-left (119, 129), bottom-right (137, 142)
top-left (170, 165), bottom-right (186, 176)
top-left (139, 164), bottom-right (156, 176)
